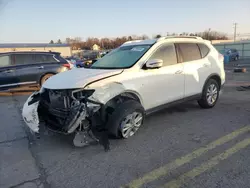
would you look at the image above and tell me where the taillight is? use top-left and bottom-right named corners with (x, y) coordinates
top-left (63, 63), bottom-right (71, 70)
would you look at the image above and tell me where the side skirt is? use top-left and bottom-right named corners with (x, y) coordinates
top-left (145, 94), bottom-right (202, 116)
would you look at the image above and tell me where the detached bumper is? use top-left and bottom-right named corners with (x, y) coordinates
top-left (22, 92), bottom-right (40, 133)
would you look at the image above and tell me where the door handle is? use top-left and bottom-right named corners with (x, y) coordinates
top-left (175, 70), bottom-right (183, 74)
top-left (4, 70), bottom-right (14, 73)
top-left (37, 66), bottom-right (44, 69)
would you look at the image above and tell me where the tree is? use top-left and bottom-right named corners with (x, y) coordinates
top-left (49, 40), bottom-right (54, 44)
top-left (142, 35), bottom-right (149, 40)
top-left (155, 34), bottom-right (162, 39)
top-left (57, 39), bottom-right (62, 44)
top-left (128, 36), bottom-right (133, 41)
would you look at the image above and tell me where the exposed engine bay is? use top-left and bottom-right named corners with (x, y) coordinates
top-left (23, 88), bottom-right (113, 151)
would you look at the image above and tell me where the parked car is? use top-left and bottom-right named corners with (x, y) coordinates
top-left (0, 51), bottom-right (70, 90)
top-left (65, 57), bottom-right (85, 68)
top-left (219, 48), bottom-right (239, 61)
top-left (22, 36), bottom-right (225, 150)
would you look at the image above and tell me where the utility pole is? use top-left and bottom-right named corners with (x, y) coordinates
top-left (233, 23), bottom-right (238, 42)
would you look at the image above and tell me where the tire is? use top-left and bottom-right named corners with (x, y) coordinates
top-left (107, 100), bottom-right (145, 139)
top-left (40, 73), bottom-right (54, 86)
top-left (198, 79), bottom-right (219, 109)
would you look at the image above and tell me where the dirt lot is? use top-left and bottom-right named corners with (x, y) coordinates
top-left (1, 69), bottom-right (250, 188)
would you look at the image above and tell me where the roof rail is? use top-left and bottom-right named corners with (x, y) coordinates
top-left (122, 40), bottom-right (142, 45)
top-left (157, 36), bottom-right (203, 41)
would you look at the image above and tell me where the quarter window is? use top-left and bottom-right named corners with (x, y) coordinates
top-left (198, 43), bottom-right (210, 58)
top-left (148, 43), bottom-right (177, 66)
top-left (35, 54), bottom-right (58, 63)
top-left (177, 43), bottom-right (201, 62)
top-left (0, 55), bottom-right (10, 67)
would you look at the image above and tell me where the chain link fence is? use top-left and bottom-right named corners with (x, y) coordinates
top-left (213, 41), bottom-right (250, 60)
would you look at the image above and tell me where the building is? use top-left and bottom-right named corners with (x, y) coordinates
top-left (0, 43), bottom-right (72, 57)
top-left (92, 44), bottom-right (100, 51)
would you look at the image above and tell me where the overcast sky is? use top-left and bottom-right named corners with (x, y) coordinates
top-left (0, 0), bottom-right (249, 43)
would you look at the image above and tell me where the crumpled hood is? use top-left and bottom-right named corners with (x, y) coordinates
top-left (43, 68), bottom-right (123, 89)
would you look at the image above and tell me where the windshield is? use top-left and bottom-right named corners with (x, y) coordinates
top-left (91, 45), bottom-right (151, 69)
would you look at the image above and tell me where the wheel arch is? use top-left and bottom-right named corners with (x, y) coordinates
top-left (203, 74), bottom-right (221, 91)
top-left (39, 72), bottom-right (56, 86)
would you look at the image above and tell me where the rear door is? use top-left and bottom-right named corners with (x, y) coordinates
top-left (35, 53), bottom-right (64, 75)
top-left (13, 54), bottom-right (41, 86)
top-left (0, 54), bottom-right (18, 89)
top-left (176, 42), bottom-right (211, 97)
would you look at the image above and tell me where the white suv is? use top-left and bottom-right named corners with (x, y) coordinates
top-left (22, 36), bottom-right (225, 148)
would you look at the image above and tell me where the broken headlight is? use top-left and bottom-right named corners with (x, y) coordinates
top-left (72, 89), bottom-right (95, 100)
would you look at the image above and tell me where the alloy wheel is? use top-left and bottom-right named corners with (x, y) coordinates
top-left (120, 112), bottom-right (143, 138)
top-left (206, 84), bottom-right (218, 105)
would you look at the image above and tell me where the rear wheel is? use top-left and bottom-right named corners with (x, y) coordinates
top-left (198, 79), bottom-right (219, 109)
top-left (40, 73), bottom-right (54, 86)
top-left (107, 100), bottom-right (145, 139)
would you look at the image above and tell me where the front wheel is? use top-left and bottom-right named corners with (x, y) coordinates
top-left (107, 100), bottom-right (145, 139)
top-left (198, 79), bottom-right (219, 109)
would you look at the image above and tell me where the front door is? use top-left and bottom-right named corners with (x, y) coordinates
top-left (135, 43), bottom-right (185, 110)
top-left (0, 55), bottom-right (18, 90)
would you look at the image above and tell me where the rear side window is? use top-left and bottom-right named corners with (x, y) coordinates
top-left (35, 54), bottom-right (58, 63)
top-left (0, 55), bottom-right (10, 67)
top-left (13, 54), bottom-right (35, 65)
top-left (149, 43), bottom-right (177, 66)
top-left (198, 43), bottom-right (210, 58)
top-left (177, 43), bottom-right (201, 62)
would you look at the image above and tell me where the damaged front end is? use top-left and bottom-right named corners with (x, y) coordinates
top-left (22, 87), bottom-right (108, 149)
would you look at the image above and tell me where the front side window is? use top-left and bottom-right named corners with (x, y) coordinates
top-left (148, 43), bottom-right (177, 66)
top-left (177, 43), bottom-right (201, 62)
top-left (91, 45), bottom-right (151, 69)
top-left (0, 55), bottom-right (10, 67)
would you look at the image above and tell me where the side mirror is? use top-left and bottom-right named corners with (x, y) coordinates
top-left (145, 59), bottom-right (163, 69)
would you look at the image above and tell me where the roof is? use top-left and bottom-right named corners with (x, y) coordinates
top-left (0, 43), bottom-right (70, 48)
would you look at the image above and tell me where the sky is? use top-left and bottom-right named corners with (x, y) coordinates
top-left (0, 0), bottom-right (249, 43)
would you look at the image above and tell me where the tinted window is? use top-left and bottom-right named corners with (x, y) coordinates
top-left (13, 54), bottom-right (35, 65)
top-left (35, 54), bottom-right (58, 63)
top-left (177, 43), bottom-right (201, 62)
top-left (55, 55), bottom-right (67, 63)
top-left (0, 55), bottom-right (10, 67)
top-left (198, 43), bottom-right (210, 58)
top-left (149, 43), bottom-right (177, 66)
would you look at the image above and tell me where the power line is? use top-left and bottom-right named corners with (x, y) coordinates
top-left (233, 23), bottom-right (238, 42)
